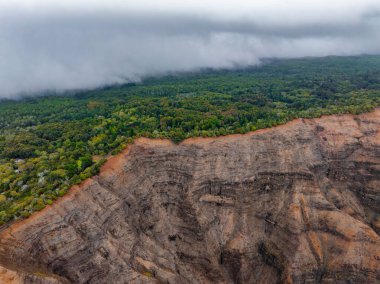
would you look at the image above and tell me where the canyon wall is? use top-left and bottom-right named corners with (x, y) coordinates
top-left (0, 110), bottom-right (379, 283)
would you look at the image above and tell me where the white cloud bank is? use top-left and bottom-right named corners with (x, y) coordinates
top-left (0, 0), bottom-right (380, 98)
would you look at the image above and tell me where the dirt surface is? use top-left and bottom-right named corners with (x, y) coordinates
top-left (0, 109), bottom-right (379, 283)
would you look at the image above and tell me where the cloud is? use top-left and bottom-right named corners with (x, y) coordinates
top-left (0, 0), bottom-right (380, 99)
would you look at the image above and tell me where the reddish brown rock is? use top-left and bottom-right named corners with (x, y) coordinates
top-left (0, 110), bottom-right (379, 283)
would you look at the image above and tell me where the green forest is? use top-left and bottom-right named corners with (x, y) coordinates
top-left (0, 55), bottom-right (380, 225)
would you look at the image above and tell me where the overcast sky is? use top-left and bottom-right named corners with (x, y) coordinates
top-left (1, 0), bottom-right (380, 99)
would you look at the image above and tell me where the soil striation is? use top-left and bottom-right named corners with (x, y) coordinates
top-left (0, 110), bottom-right (379, 283)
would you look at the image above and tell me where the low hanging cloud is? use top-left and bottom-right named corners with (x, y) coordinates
top-left (0, 0), bottom-right (380, 99)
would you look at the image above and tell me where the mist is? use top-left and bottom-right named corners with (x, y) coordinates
top-left (1, 0), bottom-right (380, 99)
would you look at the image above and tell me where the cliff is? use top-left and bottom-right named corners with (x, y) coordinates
top-left (0, 109), bottom-right (379, 284)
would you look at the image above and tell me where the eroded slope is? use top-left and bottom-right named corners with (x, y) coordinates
top-left (0, 110), bottom-right (379, 283)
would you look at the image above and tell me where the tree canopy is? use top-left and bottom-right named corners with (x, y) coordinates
top-left (0, 55), bottom-right (379, 224)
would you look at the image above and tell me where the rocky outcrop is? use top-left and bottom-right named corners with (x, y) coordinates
top-left (0, 110), bottom-right (379, 284)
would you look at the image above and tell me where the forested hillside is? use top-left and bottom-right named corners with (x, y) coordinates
top-left (0, 55), bottom-right (379, 224)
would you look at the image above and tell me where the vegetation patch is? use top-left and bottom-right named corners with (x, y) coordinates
top-left (0, 56), bottom-right (379, 224)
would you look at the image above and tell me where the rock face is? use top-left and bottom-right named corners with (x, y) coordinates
top-left (0, 110), bottom-right (380, 284)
